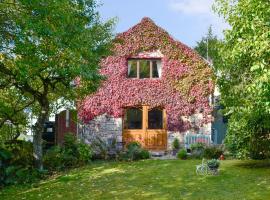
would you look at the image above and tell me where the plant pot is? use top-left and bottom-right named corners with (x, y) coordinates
top-left (209, 167), bottom-right (219, 175)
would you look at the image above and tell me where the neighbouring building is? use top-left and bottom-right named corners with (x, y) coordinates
top-left (55, 110), bottom-right (77, 145)
top-left (75, 17), bottom-right (215, 152)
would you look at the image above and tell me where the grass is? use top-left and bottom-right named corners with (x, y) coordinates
top-left (1, 159), bottom-right (270, 200)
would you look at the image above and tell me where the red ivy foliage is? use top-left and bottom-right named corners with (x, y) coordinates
top-left (78, 17), bottom-right (214, 131)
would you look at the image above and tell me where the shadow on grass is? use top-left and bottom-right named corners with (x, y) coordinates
top-left (233, 160), bottom-right (270, 169)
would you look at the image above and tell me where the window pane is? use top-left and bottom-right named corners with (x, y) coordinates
top-left (148, 108), bottom-right (163, 129)
top-left (124, 108), bottom-right (142, 129)
top-left (139, 60), bottom-right (150, 78)
top-left (152, 61), bottom-right (160, 78)
top-left (128, 60), bottom-right (137, 78)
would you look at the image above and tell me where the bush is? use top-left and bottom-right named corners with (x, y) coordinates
top-left (203, 146), bottom-right (223, 159)
top-left (43, 146), bottom-right (62, 171)
top-left (0, 141), bottom-right (45, 186)
top-left (190, 142), bottom-right (206, 151)
top-left (172, 138), bottom-right (180, 150)
top-left (177, 149), bottom-right (187, 160)
top-left (77, 143), bottom-right (92, 164)
top-left (190, 143), bottom-right (206, 158)
top-left (120, 142), bottom-right (150, 161)
top-left (90, 137), bottom-right (110, 160)
top-left (43, 133), bottom-right (92, 171)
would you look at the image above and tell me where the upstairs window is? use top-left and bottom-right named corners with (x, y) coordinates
top-left (127, 59), bottom-right (161, 79)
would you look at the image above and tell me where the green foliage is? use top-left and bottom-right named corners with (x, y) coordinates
top-left (0, 0), bottom-right (114, 168)
top-left (90, 137), bottom-right (111, 160)
top-left (177, 149), bottom-right (187, 160)
top-left (203, 146), bottom-right (223, 159)
top-left (172, 138), bottom-right (180, 150)
top-left (43, 133), bottom-right (92, 171)
top-left (43, 146), bottom-right (62, 171)
top-left (225, 111), bottom-right (270, 159)
top-left (207, 159), bottom-right (220, 169)
top-left (0, 141), bottom-right (45, 186)
top-left (120, 142), bottom-right (150, 161)
top-left (190, 142), bottom-right (206, 151)
top-left (214, 0), bottom-right (270, 159)
top-left (190, 143), bottom-right (206, 158)
top-left (194, 26), bottom-right (222, 69)
top-left (77, 143), bottom-right (92, 164)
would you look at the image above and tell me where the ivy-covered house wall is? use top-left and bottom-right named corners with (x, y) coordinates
top-left (78, 17), bottom-right (214, 149)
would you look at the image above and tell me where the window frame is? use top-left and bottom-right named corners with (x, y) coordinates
top-left (127, 58), bottom-right (161, 79)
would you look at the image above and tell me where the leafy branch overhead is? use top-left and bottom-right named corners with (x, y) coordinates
top-left (0, 0), bottom-right (115, 169)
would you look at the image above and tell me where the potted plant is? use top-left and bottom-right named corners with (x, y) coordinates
top-left (172, 138), bottom-right (180, 156)
top-left (207, 159), bottom-right (220, 175)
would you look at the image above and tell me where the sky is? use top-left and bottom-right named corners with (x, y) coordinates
top-left (98, 0), bottom-right (228, 48)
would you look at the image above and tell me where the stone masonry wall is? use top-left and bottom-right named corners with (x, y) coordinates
top-left (78, 113), bottom-right (212, 152)
top-left (78, 114), bottom-right (122, 147)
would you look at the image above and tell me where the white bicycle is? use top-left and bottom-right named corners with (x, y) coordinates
top-left (196, 159), bottom-right (209, 175)
top-left (196, 159), bottom-right (219, 175)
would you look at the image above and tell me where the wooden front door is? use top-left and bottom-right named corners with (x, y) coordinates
top-left (123, 106), bottom-right (167, 150)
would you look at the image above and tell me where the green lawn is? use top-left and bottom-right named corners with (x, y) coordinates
top-left (1, 159), bottom-right (270, 200)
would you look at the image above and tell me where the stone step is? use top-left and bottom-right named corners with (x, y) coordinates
top-left (150, 151), bottom-right (166, 157)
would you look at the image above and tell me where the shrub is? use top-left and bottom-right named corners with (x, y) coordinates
top-left (120, 142), bottom-right (150, 161)
top-left (139, 149), bottom-right (151, 159)
top-left (77, 143), bottom-right (92, 164)
top-left (190, 142), bottom-right (206, 151)
top-left (43, 146), bottom-right (62, 171)
top-left (43, 133), bottom-right (92, 171)
top-left (90, 137), bottom-right (110, 160)
top-left (0, 141), bottom-right (45, 186)
top-left (172, 138), bottom-right (180, 150)
top-left (203, 146), bottom-right (223, 159)
top-left (207, 159), bottom-right (220, 169)
top-left (177, 149), bottom-right (187, 160)
top-left (190, 143), bottom-right (206, 159)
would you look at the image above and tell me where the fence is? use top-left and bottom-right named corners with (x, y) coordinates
top-left (184, 134), bottom-right (212, 149)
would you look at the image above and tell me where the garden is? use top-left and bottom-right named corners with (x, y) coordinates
top-left (1, 159), bottom-right (270, 200)
top-left (0, 0), bottom-right (270, 199)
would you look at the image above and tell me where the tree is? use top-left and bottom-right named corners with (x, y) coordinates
top-left (214, 0), bottom-right (270, 158)
top-left (0, 0), bottom-right (114, 169)
top-left (194, 26), bottom-right (222, 69)
top-left (0, 87), bottom-right (32, 141)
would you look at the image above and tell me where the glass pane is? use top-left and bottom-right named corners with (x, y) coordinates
top-left (124, 108), bottom-right (142, 129)
top-left (128, 60), bottom-right (137, 78)
top-left (148, 108), bottom-right (163, 129)
top-left (152, 61), bottom-right (160, 78)
top-left (139, 60), bottom-right (150, 78)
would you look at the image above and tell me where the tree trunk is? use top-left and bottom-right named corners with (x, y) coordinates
top-left (33, 104), bottom-right (49, 170)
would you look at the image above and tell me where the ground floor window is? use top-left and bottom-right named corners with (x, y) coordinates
top-left (124, 107), bottom-right (143, 129)
top-left (148, 108), bottom-right (163, 129)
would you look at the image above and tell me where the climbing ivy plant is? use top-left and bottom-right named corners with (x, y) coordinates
top-left (79, 18), bottom-right (214, 131)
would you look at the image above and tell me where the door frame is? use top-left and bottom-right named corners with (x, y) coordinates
top-left (123, 105), bottom-right (167, 150)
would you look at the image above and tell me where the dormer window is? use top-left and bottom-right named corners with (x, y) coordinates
top-left (127, 59), bottom-right (162, 78)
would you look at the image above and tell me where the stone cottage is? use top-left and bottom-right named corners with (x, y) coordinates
top-left (77, 17), bottom-right (214, 151)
